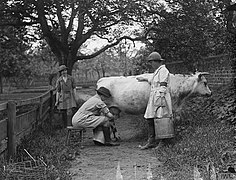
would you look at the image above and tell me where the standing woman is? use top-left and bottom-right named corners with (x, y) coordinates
top-left (55, 65), bottom-right (77, 128)
top-left (137, 52), bottom-right (173, 150)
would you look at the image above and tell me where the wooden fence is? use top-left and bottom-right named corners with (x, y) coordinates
top-left (0, 88), bottom-right (56, 160)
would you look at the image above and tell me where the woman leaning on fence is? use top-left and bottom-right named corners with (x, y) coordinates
top-left (55, 65), bottom-right (77, 128)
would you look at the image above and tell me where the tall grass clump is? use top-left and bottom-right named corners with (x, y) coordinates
top-left (154, 83), bottom-right (236, 179)
top-left (7, 121), bottom-right (79, 180)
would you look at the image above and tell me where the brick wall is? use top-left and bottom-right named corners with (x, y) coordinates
top-left (197, 54), bottom-right (235, 89)
top-left (166, 54), bottom-right (236, 90)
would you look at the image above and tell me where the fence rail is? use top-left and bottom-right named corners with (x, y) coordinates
top-left (0, 88), bottom-right (56, 160)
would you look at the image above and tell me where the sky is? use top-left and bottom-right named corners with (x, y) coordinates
top-left (83, 24), bottom-right (146, 57)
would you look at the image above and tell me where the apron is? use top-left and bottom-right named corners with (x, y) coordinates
top-left (144, 65), bottom-right (172, 119)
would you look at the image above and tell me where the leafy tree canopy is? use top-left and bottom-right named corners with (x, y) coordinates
top-left (0, 0), bottom-right (163, 74)
top-left (143, 0), bottom-right (236, 72)
top-left (1, 0), bottom-right (235, 76)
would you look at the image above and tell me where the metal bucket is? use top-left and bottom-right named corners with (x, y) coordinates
top-left (154, 117), bottom-right (174, 139)
top-left (93, 127), bottom-right (105, 144)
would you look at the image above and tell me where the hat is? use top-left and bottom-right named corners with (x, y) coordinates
top-left (58, 65), bottom-right (68, 72)
top-left (96, 87), bottom-right (111, 98)
top-left (147, 52), bottom-right (164, 61)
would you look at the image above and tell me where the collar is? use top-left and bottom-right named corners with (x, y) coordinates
top-left (94, 94), bottom-right (101, 100)
top-left (154, 64), bottom-right (165, 76)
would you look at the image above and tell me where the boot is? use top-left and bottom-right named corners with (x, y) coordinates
top-left (67, 114), bottom-right (73, 128)
top-left (140, 137), bottom-right (156, 150)
top-left (140, 118), bottom-right (156, 150)
top-left (102, 127), bottom-right (120, 146)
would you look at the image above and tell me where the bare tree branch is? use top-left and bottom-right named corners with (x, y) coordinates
top-left (77, 26), bottom-right (155, 60)
top-left (55, 1), bottom-right (67, 43)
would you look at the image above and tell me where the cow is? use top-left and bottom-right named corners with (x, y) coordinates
top-left (96, 72), bottom-right (212, 115)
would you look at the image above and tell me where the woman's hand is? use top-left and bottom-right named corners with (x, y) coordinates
top-left (136, 77), bottom-right (146, 81)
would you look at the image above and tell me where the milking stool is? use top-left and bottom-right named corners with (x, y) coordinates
top-left (65, 126), bottom-right (86, 148)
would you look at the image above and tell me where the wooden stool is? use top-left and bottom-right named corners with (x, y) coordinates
top-left (65, 126), bottom-right (86, 148)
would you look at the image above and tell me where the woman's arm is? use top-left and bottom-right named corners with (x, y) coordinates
top-left (55, 79), bottom-right (61, 106)
top-left (136, 74), bottom-right (151, 84)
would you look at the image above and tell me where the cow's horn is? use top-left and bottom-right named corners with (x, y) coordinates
top-left (200, 72), bottom-right (210, 75)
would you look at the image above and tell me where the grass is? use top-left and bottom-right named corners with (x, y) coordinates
top-left (153, 83), bottom-right (236, 179)
top-left (1, 118), bottom-right (80, 179)
top-left (0, 88), bottom-right (92, 179)
top-left (1, 85), bottom-right (235, 179)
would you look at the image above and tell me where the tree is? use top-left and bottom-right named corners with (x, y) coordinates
top-left (223, 1), bottom-right (236, 56)
top-left (0, 0), bottom-right (162, 74)
top-left (0, 25), bottom-right (32, 92)
top-left (27, 40), bottom-right (59, 85)
top-left (143, 0), bottom-right (232, 72)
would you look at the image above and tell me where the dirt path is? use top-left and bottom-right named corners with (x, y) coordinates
top-left (69, 95), bottom-right (162, 180)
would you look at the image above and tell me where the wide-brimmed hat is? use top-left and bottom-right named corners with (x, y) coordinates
top-left (96, 87), bottom-right (111, 98)
top-left (147, 52), bottom-right (164, 61)
top-left (58, 65), bottom-right (68, 72)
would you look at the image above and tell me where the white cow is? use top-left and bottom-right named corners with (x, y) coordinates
top-left (97, 72), bottom-right (212, 115)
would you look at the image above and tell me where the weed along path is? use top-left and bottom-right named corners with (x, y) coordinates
top-left (70, 89), bottom-right (162, 179)
top-left (69, 114), bottom-right (162, 180)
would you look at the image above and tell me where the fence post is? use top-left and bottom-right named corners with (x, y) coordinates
top-left (49, 89), bottom-right (54, 125)
top-left (7, 100), bottom-right (16, 160)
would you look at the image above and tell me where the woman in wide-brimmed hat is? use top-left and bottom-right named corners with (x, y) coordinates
top-left (137, 52), bottom-right (173, 150)
top-left (72, 86), bottom-right (120, 146)
top-left (55, 65), bottom-right (77, 128)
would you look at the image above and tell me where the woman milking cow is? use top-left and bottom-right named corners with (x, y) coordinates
top-left (66, 51), bottom-right (173, 148)
top-left (72, 87), bottom-right (120, 147)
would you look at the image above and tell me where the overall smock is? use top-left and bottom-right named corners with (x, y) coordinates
top-left (56, 75), bottom-right (77, 110)
top-left (72, 94), bottom-right (110, 128)
top-left (144, 65), bottom-right (172, 119)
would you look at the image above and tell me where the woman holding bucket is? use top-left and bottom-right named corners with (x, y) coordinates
top-left (136, 51), bottom-right (173, 150)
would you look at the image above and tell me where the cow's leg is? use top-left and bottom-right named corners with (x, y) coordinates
top-left (140, 118), bottom-right (156, 150)
top-left (109, 106), bottom-right (121, 141)
top-left (109, 119), bottom-right (120, 141)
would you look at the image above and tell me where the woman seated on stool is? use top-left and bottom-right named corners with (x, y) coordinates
top-left (72, 87), bottom-right (120, 146)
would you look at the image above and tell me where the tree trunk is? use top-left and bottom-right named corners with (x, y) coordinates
top-left (56, 51), bottom-right (75, 75)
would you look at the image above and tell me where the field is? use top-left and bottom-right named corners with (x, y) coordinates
top-left (1, 84), bottom-right (235, 179)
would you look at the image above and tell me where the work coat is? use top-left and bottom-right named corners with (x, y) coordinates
top-left (144, 65), bottom-right (172, 119)
top-left (56, 75), bottom-right (77, 110)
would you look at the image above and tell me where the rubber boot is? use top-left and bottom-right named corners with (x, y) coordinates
top-left (140, 118), bottom-right (156, 150)
top-left (102, 127), bottom-right (120, 146)
top-left (67, 115), bottom-right (73, 128)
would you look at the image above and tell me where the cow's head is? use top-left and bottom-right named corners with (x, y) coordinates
top-left (192, 72), bottom-right (212, 96)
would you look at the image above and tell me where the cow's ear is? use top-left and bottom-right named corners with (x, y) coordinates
top-left (198, 74), bottom-right (203, 82)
